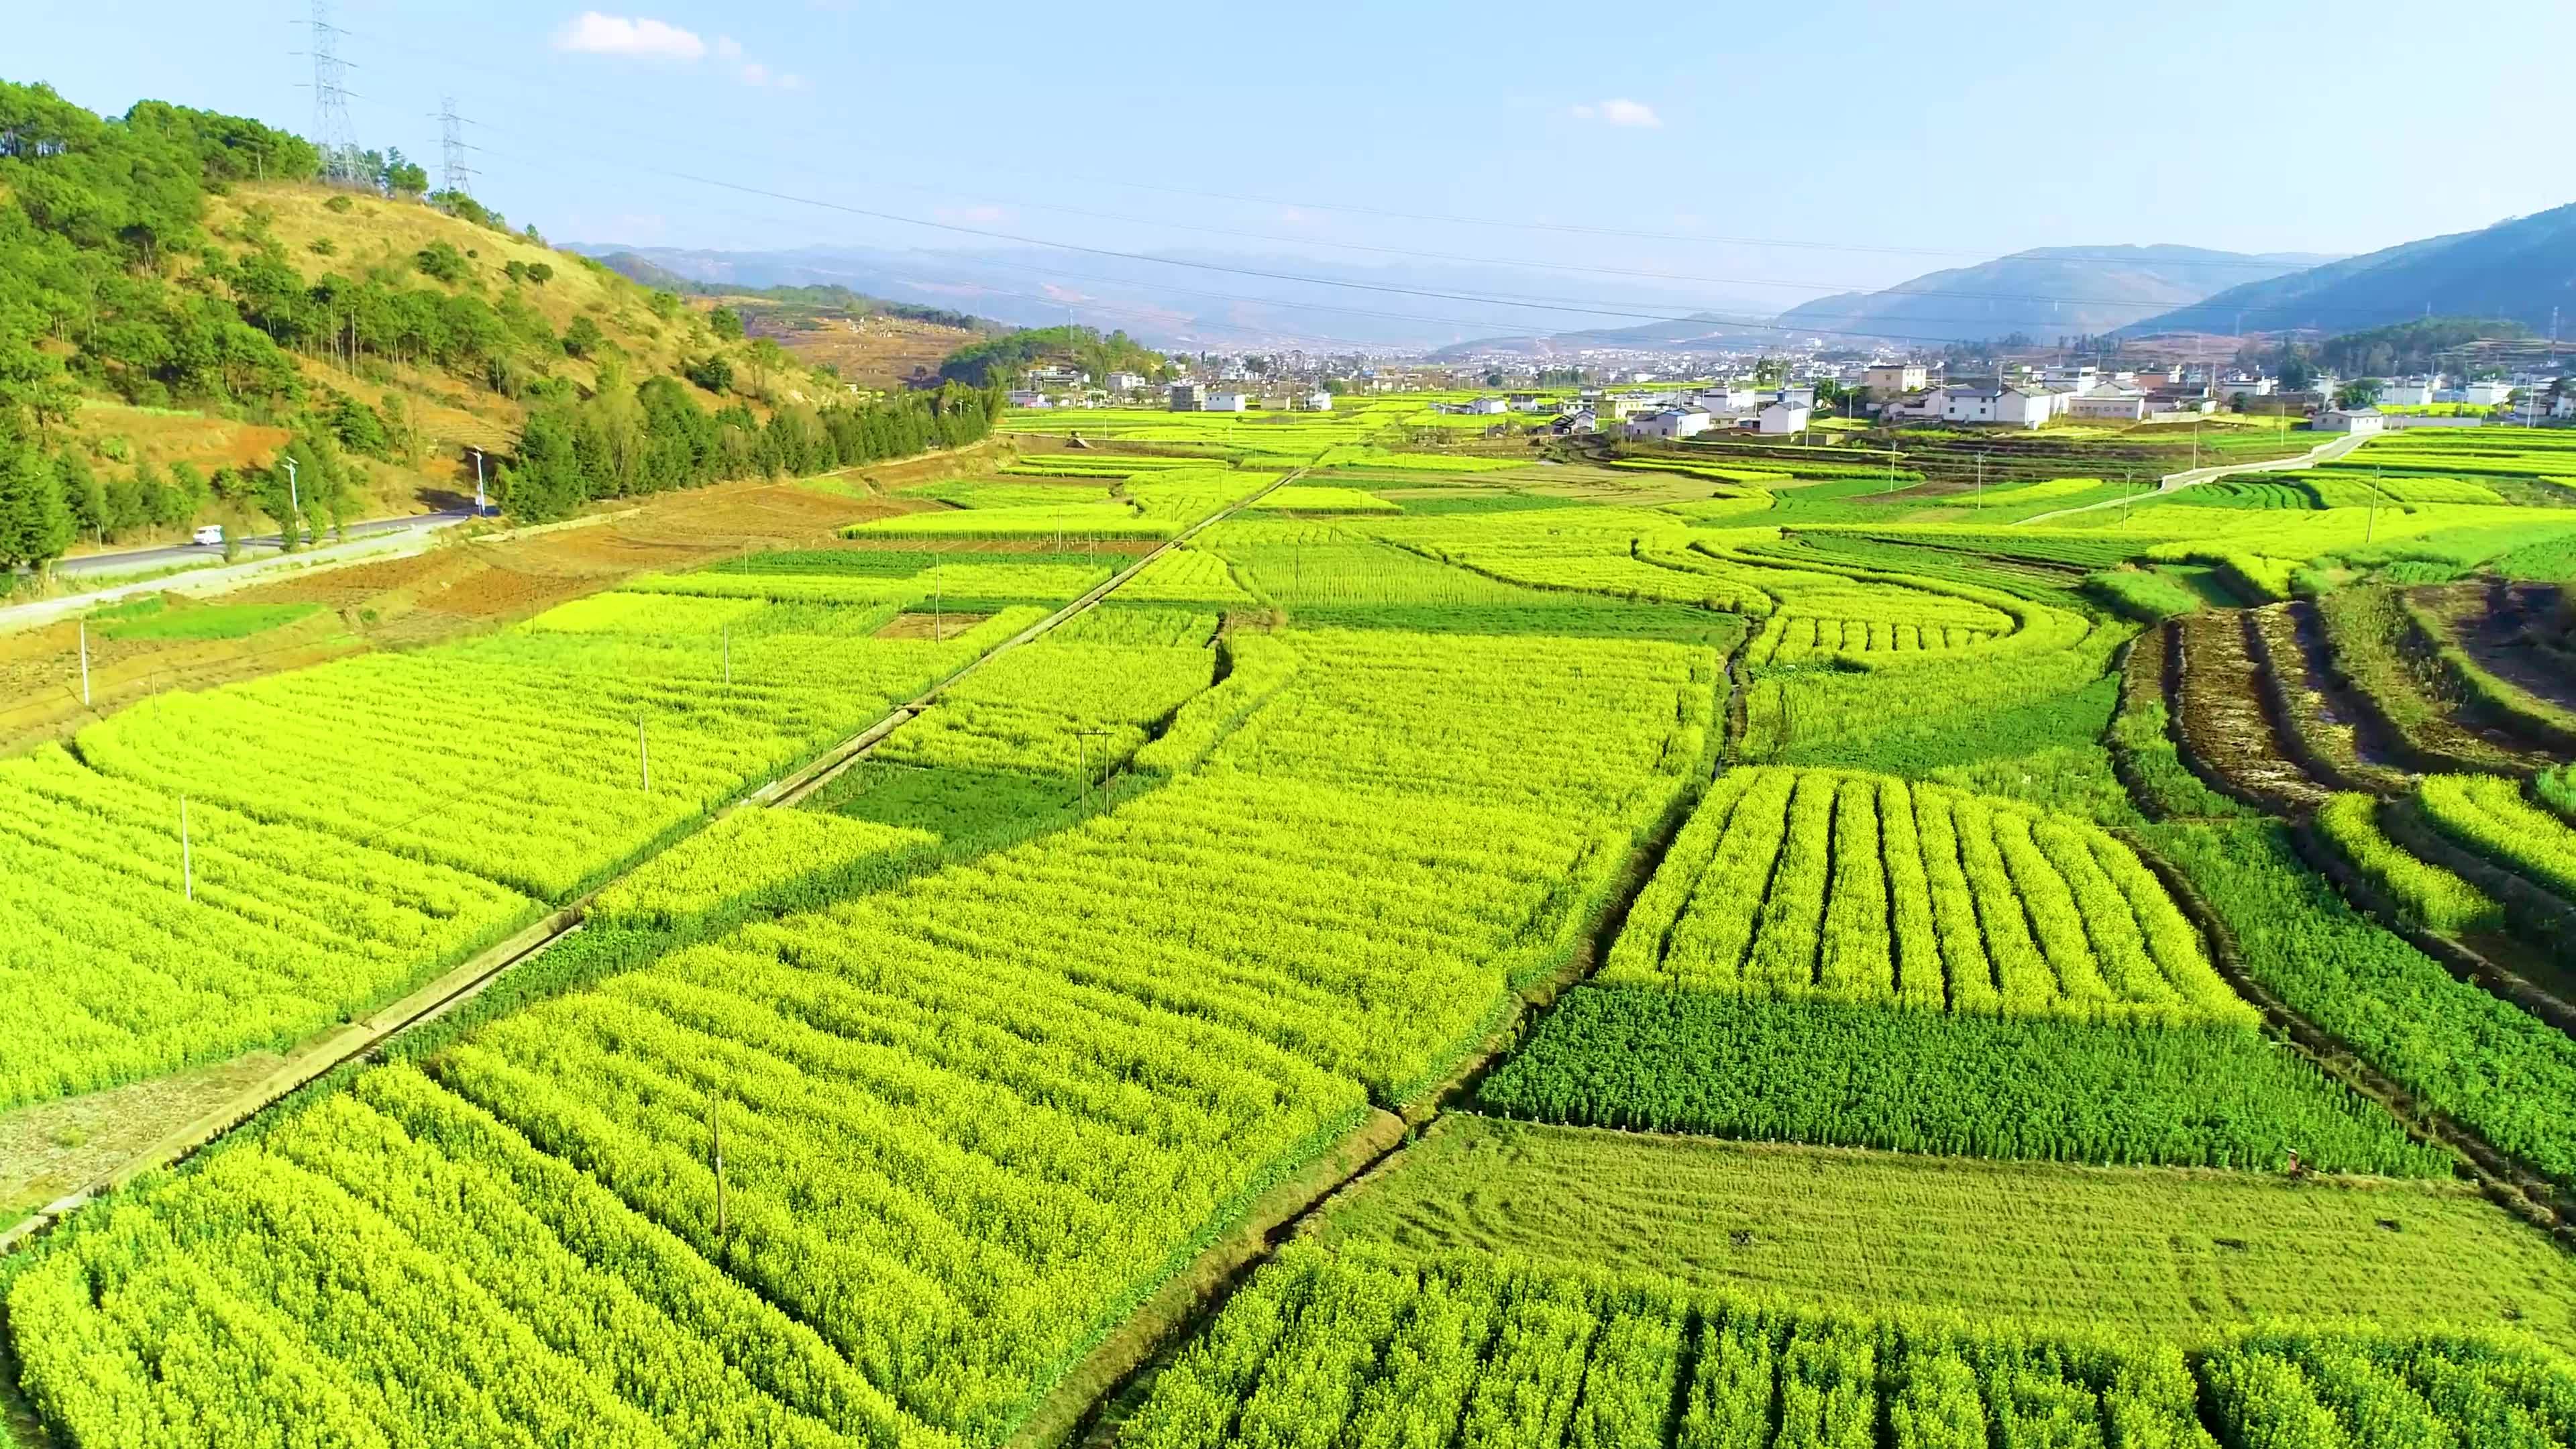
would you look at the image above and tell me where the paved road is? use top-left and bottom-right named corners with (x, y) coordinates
top-left (2019, 431), bottom-right (2375, 525)
top-left (55, 510), bottom-right (476, 579)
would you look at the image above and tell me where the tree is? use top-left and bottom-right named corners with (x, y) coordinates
top-left (2277, 353), bottom-right (2319, 391)
top-left (686, 354), bottom-right (734, 395)
top-left (162, 462), bottom-right (209, 527)
top-left (497, 409), bottom-right (589, 523)
top-left (563, 315), bottom-right (606, 360)
top-left (382, 148), bottom-right (429, 197)
top-left (128, 460), bottom-right (172, 533)
top-left (0, 327), bottom-right (78, 442)
top-left (54, 451), bottom-right (105, 542)
top-left (415, 242), bottom-right (470, 284)
top-left (0, 443), bottom-right (74, 575)
top-left (708, 307), bottom-right (745, 341)
top-left (2337, 378), bottom-right (2383, 409)
top-left (1752, 357), bottom-right (1786, 386)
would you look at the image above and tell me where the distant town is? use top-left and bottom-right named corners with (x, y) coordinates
top-left (1001, 347), bottom-right (2575, 439)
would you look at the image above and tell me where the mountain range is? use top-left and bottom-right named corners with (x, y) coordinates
top-left (1770, 245), bottom-right (2335, 343)
top-left (2121, 203), bottom-right (2576, 337)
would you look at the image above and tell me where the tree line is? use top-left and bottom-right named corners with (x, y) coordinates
top-left (496, 371), bottom-right (1004, 523)
top-left (937, 325), bottom-right (1167, 388)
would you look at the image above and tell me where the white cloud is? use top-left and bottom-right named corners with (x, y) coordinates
top-left (555, 12), bottom-right (708, 60)
top-left (714, 34), bottom-right (743, 60)
top-left (740, 61), bottom-right (770, 85)
top-left (777, 73), bottom-right (807, 90)
top-left (1570, 98), bottom-right (1662, 128)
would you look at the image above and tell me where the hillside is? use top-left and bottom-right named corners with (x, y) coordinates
top-left (1774, 244), bottom-right (2330, 342)
top-left (2125, 203), bottom-right (2576, 337)
top-left (591, 256), bottom-right (1000, 390)
top-left (0, 76), bottom-right (1001, 584)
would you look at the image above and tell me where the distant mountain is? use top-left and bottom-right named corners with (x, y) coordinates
top-left (2122, 203), bottom-right (2576, 337)
top-left (590, 250), bottom-right (697, 291)
top-left (1774, 245), bottom-right (2332, 343)
top-left (1428, 311), bottom-right (1780, 359)
top-left (566, 243), bottom-right (1758, 352)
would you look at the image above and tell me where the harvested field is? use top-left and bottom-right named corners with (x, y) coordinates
top-left (2248, 602), bottom-right (2414, 795)
top-left (2170, 610), bottom-right (2330, 811)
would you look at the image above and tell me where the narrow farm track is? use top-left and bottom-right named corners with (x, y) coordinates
top-left (0, 469), bottom-right (1299, 1260)
top-left (2169, 611), bottom-right (2333, 813)
top-left (1028, 642), bottom-right (1750, 1449)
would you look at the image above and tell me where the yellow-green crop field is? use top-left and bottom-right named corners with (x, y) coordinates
top-left (8, 396), bottom-right (2576, 1448)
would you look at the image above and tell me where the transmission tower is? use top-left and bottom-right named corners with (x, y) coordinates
top-left (435, 95), bottom-right (474, 197)
top-left (306, 0), bottom-right (361, 185)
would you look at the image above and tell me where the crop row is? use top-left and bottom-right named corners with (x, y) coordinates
top-left (1606, 767), bottom-right (2249, 1027)
top-left (1124, 1244), bottom-right (2569, 1449)
top-left (1477, 985), bottom-right (2439, 1174)
top-left (2146, 819), bottom-right (2576, 1191)
top-left (5, 625), bottom-right (1718, 1446)
top-left (0, 590), bottom-right (1075, 1112)
top-left (875, 639), bottom-right (1219, 782)
top-left (2416, 773), bottom-right (2576, 900)
top-left (2314, 792), bottom-right (2502, 933)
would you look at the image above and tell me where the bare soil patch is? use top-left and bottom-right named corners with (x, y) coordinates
top-left (877, 610), bottom-right (994, 640)
top-left (2172, 610), bottom-right (2329, 812)
top-left (0, 1053), bottom-right (285, 1216)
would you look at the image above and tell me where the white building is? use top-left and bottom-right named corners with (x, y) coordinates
top-left (2377, 378), bottom-right (2436, 407)
top-left (2313, 407), bottom-right (2385, 436)
top-left (1698, 382), bottom-right (1758, 412)
top-left (1205, 391), bottom-right (1250, 413)
top-left (1622, 406), bottom-right (1715, 441)
top-left (1756, 400), bottom-right (1813, 435)
top-left (2216, 376), bottom-right (2276, 399)
top-left (1105, 372), bottom-right (1147, 392)
top-left (1464, 396), bottom-right (1510, 415)
top-left (2457, 381), bottom-right (2515, 407)
top-left (1937, 386), bottom-right (2051, 428)
top-left (1006, 390), bottom-right (1051, 409)
top-left (1302, 390), bottom-right (1334, 411)
top-left (1552, 408), bottom-right (1600, 435)
top-left (2068, 388), bottom-right (2149, 421)
top-left (1862, 364), bottom-right (1927, 396)
top-left (1167, 382), bottom-right (1202, 412)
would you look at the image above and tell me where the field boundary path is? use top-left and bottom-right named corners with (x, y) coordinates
top-left (2021, 430), bottom-right (2375, 524)
top-left (0, 468), bottom-right (1296, 1257)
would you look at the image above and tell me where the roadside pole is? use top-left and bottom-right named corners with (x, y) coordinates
top-left (79, 620), bottom-right (91, 706)
top-left (639, 720), bottom-right (651, 792)
top-left (180, 795), bottom-right (193, 902)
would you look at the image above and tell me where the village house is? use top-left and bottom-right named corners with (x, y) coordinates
top-left (1167, 382), bottom-right (1203, 412)
top-left (1622, 406), bottom-right (1714, 441)
top-left (1756, 399), bottom-right (1813, 435)
top-left (1006, 390), bottom-right (1051, 409)
top-left (1464, 397), bottom-right (1510, 415)
top-left (2068, 387), bottom-right (2149, 421)
top-left (2312, 407), bottom-right (2386, 436)
top-left (1204, 390), bottom-right (1250, 413)
top-left (1862, 364), bottom-right (1927, 397)
top-left (1551, 408), bottom-right (1600, 435)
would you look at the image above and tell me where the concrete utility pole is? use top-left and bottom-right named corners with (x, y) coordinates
top-left (1075, 728), bottom-right (1112, 816)
top-left (78, 620), bottom-right (90, 706)
top-left (708, 1088), bottom-right (727, 1240)
top-left (933, 565), bottom-right (943, 643)
top-left (469, 447), bottom-right (486, 515)
top-left (722, 627), bottom-right (731, 686)
top-left (283, 457), bottom-right (301, 547)
top-left (180, 794), bottom-right (193, 901)
top-left (638, 720), bottom-right (651, 792)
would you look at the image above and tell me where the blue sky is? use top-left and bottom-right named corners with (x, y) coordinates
top-left (17, 0), bottom-right (2576, 318)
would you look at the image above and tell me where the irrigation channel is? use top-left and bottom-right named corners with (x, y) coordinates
top-left (0, 467), bottom-right (1302, 1257)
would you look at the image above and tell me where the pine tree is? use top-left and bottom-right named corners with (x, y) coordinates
top-left (0, 443), bottom-right (75, 574)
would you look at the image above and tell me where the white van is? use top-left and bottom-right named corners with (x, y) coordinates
top-left (191, 525), bottom-right (224, 547)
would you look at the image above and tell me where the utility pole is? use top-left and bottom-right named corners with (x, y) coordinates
top-left (708, 1088), bottom-right (727, 1241)
top-left (1976, 453), bottom-right (1984, 511)
top-left (469, 447), bottom-right (486, 515)
top-left (283, 457), bottom-right (301, 547)
top-left (722, 627), bottom-right (731, 685)
top-left (638, 720), bottom-right (651, 792)
top-left (180, 794), bottom-right (193, 902)
top-left (78, 620), bottom-right (90, 706)
top-left (1075, 728), bottom-right (1111, 816)
top-left (933, 565), bottom-right (943, 643)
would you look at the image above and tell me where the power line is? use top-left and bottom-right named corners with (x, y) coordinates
top-left (323, 21), bottom-right (2314, 277)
